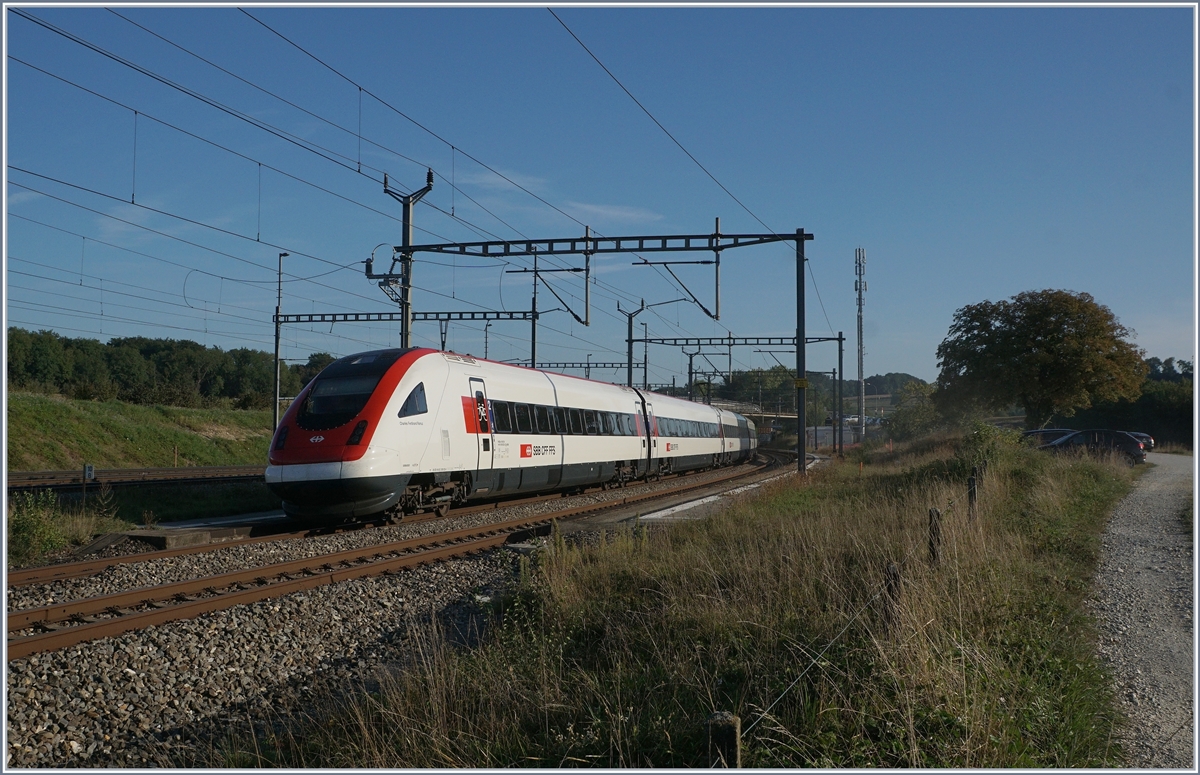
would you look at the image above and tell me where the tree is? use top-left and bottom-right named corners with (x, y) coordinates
top-left (934, 290), bottom-right (1146, 428)
top-left (290, 352), bottom-right (336, 389)
top-left (886, 381), bottom-right (942, 440)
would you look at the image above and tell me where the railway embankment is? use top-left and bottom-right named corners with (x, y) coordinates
top-left (6, 395), bottom-right (280, 564)
top-left (182, 430), bottom-right (1140, 767)
top-left (6, 392), bottom-right (272, 471)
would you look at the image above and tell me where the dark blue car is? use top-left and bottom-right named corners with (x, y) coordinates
top-left (1040, 429), bottom-right (1147, 465)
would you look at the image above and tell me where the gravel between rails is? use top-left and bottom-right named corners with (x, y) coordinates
top-left (1090, 452), bottom-right (1195, 768)
top-left (4, 464), bottom-right (755, 766)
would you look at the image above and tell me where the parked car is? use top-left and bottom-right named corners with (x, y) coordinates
top-left (1022, 428), bottom-right (1074, 445)
top-left (1040, 429), bottom-right (1146, 465)
top-left (1128, 432), bottom-right (1155, 451)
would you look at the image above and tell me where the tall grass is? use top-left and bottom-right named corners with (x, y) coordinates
top-left (209, 431), bottom-right (1133, 767)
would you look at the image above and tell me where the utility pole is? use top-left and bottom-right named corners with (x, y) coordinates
top-left (643, 322), bottom-right (649, 389)
top-left (382, 169), bottom-right (434, 348)
top-left (530, 250), bottom-right (538, 367)
top-left (837, 331), bottom-right (845, 457)
top-left (273, 251), bottom-right (289, 430)
top-left (797, 229), bottom-right (814, 474)
top-left (618, 300), bottom-right (644, 388)
top-left (855, 248), bottom-right (866, 443)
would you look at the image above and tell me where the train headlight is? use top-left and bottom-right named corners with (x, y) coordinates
top-left (273, 425), bottom-right (289, 450)
top-left (347, 420), bottom-right (369, 445)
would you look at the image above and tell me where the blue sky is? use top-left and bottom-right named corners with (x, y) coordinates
top-left (4, 4), bottom-right (1195, 387)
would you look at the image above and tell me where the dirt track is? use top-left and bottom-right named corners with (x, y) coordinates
top-left (1091, 452), bottom-right (1195, 768)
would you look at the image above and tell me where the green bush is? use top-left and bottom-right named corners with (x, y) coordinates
top-left (7, 490), bottom-right (68, 566)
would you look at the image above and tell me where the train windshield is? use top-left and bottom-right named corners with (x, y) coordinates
top-left (296, 348), bottom-right (404, 430)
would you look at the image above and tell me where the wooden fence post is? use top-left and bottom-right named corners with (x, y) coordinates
top-left (928, 507), bottom-right (941, 566)
top-left (705, 711), bottom-right (741, 767)
top-left (967, 475), bottom-right (977, 520)
top-left (883, 562), bottom-right (902, 631)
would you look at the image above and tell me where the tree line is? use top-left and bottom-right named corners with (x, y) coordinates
top-left (6, 327), bottom-right (335, 410)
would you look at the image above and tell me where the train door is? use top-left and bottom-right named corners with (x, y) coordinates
top-left (717, 416), bottom-right (727, 465)
top-left (644, 400), bottom-right (658, 471)
top-left (469, 378), bottom-right (494, 493)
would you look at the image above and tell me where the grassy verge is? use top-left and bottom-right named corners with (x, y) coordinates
top-left (207, 428), bottom-right (1133, 767)
top-left (7, 487), bottom-right (129, 567)
top-left (6, 392), bottom-right (272, 470)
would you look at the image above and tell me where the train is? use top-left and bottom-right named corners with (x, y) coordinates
top-left (265, 347), bottom-right (757, 522)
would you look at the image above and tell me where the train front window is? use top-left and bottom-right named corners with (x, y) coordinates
top-left (297, 375), bottom-right (382, 430)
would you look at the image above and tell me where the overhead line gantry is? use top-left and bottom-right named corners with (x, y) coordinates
top-left (366, 177), bottom-right (814, 472)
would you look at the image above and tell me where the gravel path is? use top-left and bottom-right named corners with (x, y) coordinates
top-left (1090, 452), bottom-right (1195, 768)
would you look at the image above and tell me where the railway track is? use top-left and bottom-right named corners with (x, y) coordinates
top-left (7, 464), bottom-right (266, 492)
top-left (7, 452), bottom-right (793, 659)
top-left (9, 453), bottom-right (789, 588)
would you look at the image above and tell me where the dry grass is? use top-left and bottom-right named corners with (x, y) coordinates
top-left (207, 427), bottom-right (1133, 767)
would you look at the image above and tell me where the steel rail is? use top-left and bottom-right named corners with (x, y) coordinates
top-left (7, 454), bottom-right (784, 659)
top-left (7, 517), bottom-right (543, 633)
top-left (6, 534), bottom-right (507, 661)
top-left (8, 457), bottom-right (770, 588)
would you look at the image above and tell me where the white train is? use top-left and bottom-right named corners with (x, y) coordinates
top-left (266, 348), bottom-right (756, 522)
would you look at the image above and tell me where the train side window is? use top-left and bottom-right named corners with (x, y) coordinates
top-left (623, 413), bottom-right (636, 435)
top-left (397, 382), bottom-right (427, 417)
top-left (610, 413), bottom-right (624, 435)
top-left (535, 405), bottom-right (552, 434)
top-left (569, 408), bottom-right (584, 435)
top-left (583, 410), bottom-right (599, 435)
top-left (600, 412), bottom-right (613, 435)
top-left (553, 407), bottom-right (568, 434)
top-left (514, 403), bottom-right (533, 434)
top-left (492, 401), bottom-right (513, 433)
